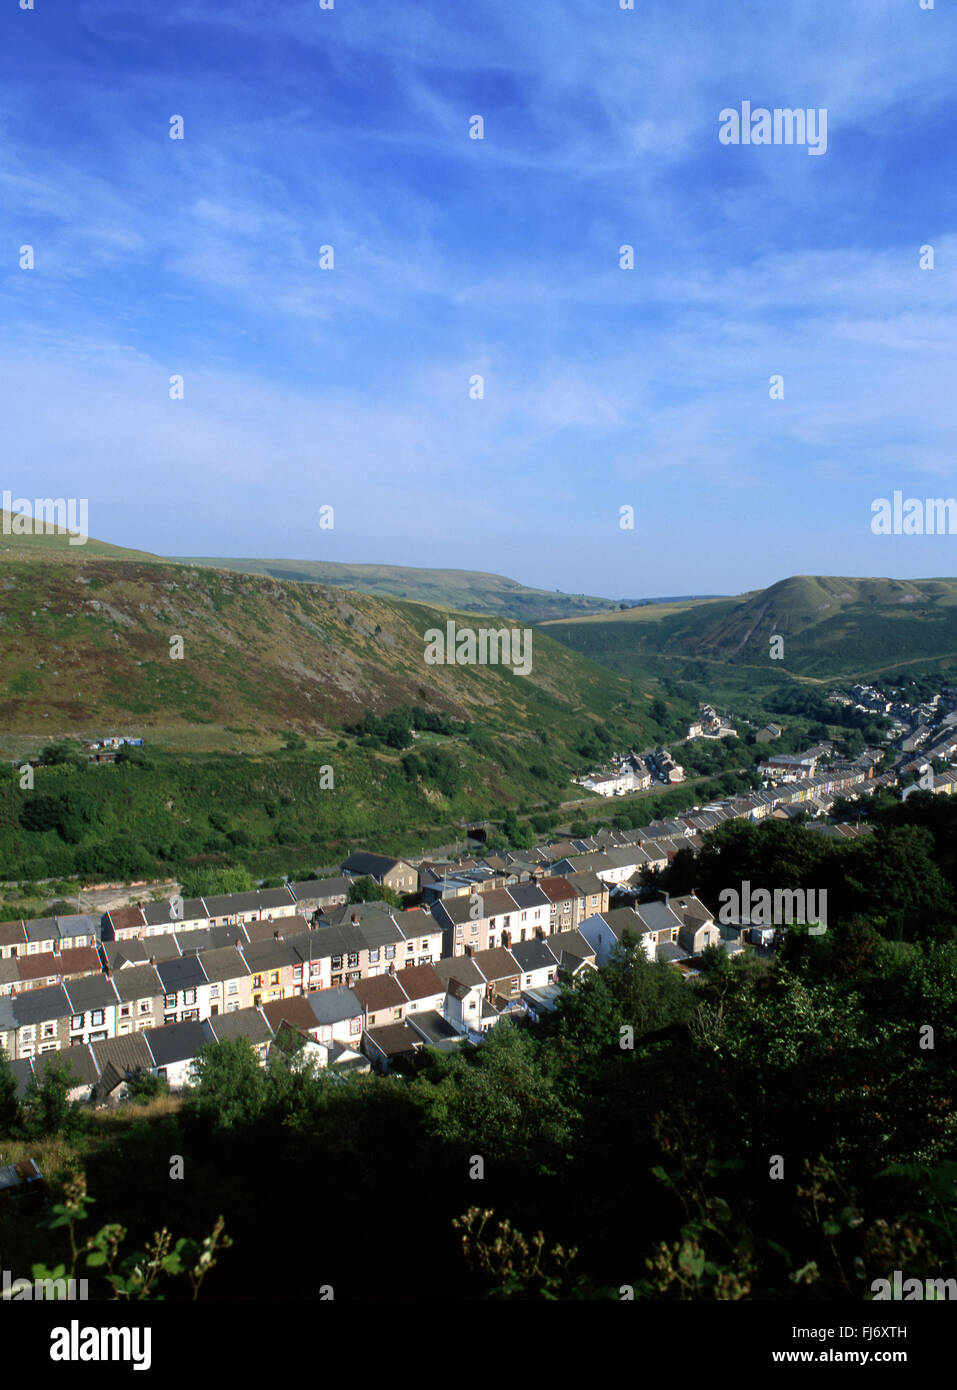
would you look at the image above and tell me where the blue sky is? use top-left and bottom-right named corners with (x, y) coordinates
top-left (2, 0), bottom-right (956, 598)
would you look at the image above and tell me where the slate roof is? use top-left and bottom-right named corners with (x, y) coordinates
top-left (111, 964), bottom-right (164, 1002)
top-left (194, 947), bottom-right (248, 984)
top-left (431, 955), bottom-right (484, 989)
top-left (364, 1022), bottom-right (422, 1057)
top-left (54, 913), bottom-right (101, 942)
top-left (239, 939), bottom-right (297, 972)
top-left (471, 947), bottom-right (521, 982)
top-left (207, 1007), bottom-right (273, 1045)
top-left (64, 974), bottom-right (120, 1012)
top-left (10, 984), bottom-right (70, 1026)
top-left (100, 936), bottom-right (182, 969)
top-left (406, 1010), bottom-right (462, 1047)
top-left (306, 986), bottom-right (362, 1025)
top-left (155, 956), bottom-right (207, 992)
top-left (23, 917), bottom-right (60, 942)
top-left (142, 898), bottom-right (207, 928)
top-left (144, 1019), bottom-right (215, 1067)
top-left (507, 938), bottom-right (558, 973)
top-left (341, 851), bottom-right (406, 877)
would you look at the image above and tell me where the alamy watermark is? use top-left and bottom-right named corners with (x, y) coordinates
top-left (2, 492), bottom-right (88, 545)
top-left (3, 1267), bottom-right (89, 1300)
top-left (718, 102), bottom-right (827, 156)
top-left (871, 491), bottom-right (957, 535)
top-left (718, 881), bottom-right (827, 933)
top-left (423, 620), bottom-right (533, 676)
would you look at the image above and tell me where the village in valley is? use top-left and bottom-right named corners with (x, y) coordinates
top-left (2, 674), bottom-right (956, 1113)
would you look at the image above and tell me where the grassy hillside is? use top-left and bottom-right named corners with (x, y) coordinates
top-left (544, 575), bottom-right (957, 689)
top-left (0, 531), bottom-right (676, 879)
top-left (172, 556), bottom-right (624, 622)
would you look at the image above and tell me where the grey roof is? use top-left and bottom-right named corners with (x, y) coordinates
top-left (101, 936), bottom-right (182, 968)
top-left (173, 926), bottom-right (238, 954)
top-left (54, 913), bottom-right (101, 941)
top-left (341, 850), bottom-right (406, 877)
top-left (42, 1045), bottom-right (99, 1087)
top-left (144, 1019), bottom-right (216, 1067)
top-left (306, 986), bottom-right (361, 1025)
top-left (155, 956), bottom-right (208, 991)
top-left (64, 975), bottom-right (120, 1012)
top-left (9, 1056), bottom-right (35, 1098)
top-left (110, 965), bottom-right (164, 1002)
top-left (23, 917), bottom-right (59, 942)
top-left (240, 939), bottom-right (298, 972)
top-left (320, 900), bottom-right (392, 928)
top-left (90, 1032), bottom-right (154, 1075)
top-left (207, 1007), bottom-right (273, 1045)
top-left (548, 929), bottom-right (596, 962)
top-left (507, 938), bottom-right (558, 973)
top-left (142, 898), bottom-right (207, 928)
top-left (202, 887), bottom-right (295, 918)
top-left (289, 877), bottom-right (351, 902)
top-left (11, 984), bottom-right (70, 1026)
top-left (431, 955), bottom-right (485, 989)
top-left (195, 947), bottom-right (249, 984)
top-left (506, 882), bottom-right (549, 909)
top-left (632, 901), bottom-right (683, 935)
top-left (406, 1010), bottom-right (462, 1047)
top-left (656, 941), bottom-right (689, 963)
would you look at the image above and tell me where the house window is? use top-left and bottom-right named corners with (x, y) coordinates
top-left (210, 983), bottom-right (220, 997)
top-left (91, 1011), bottom-right (104, 1027)
top-left (293, 966), bottom-right (303, 982)
top-left (138, 1000), bottom-right (151, 1014)
top-left (349, 1018), bottom-right (361, 1035)
top-left (71, 1014), bottom-right (84, 1030)
top-left (347, 953), bottom-right (359, 970)
top-left (309, 962), bottom-right (321, 977)
top-left (164, 994), bottom-right (177, 1009)
top-left (119, 1004), bottom-right (131, 1017)
top-left (21, 1027), bottom-right (35, 1042)
top-left (392, 1008), bottom-right (402, 1021)
top-left (420, 939), bottom-right (428, 951)
top-left (406, 941), bottom-right (414, 953)
top-left (331, 975), bottom-right (342, 988)
top-left (368, 1013), bottom-right (376, 1026)
top-left (455, 925), bottom-right (463, 937)
top-left (503, 916), bottom-right (510, 928)
top-left (39, 1042), bottom-right (57, 1053)
top-left (227, 981), bottom-right (238, 994)
top-left (369, 947), bottom-right (380, 963)
top-left (384, 945), bottom-right (395, 960)
top-left (28, 942), bottom-right (37, 954)
top-left (521, 912), bottom-right (527, 921)
top-left (269, 971), bottom-right (279, 986)
top-left (42, 1023), bottom-right (55, 1038)
top-left (470, 922), bottom-right (478, 934)
top-left (183, 989), bottom-right (196, 1006)
top-left (331, 956), bottom-right (342, 971)
top-left (252, 974), bottom-right (263, 989)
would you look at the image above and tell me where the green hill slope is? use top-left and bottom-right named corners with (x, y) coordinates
top-left (172, 556), bottom-right (622, 623)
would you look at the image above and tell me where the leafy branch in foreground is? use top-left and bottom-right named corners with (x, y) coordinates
top-left (31, 1172), bottom-right (231, 1299)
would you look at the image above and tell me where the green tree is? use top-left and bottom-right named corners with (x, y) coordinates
top-left (0, 1046), bottom-right (20, 1134)
top-left (184, 1037), bottom-right (268, 1131)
